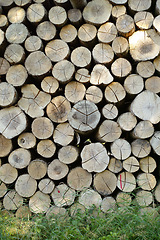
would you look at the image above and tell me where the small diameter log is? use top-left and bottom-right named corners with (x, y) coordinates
top-left (94, 170), bottom-right (117, 196)
top-left (28, 159), bottom-right (47, 180)
top-left (154, 183), bottom-right (160, 203)
top-left (109, 0), bottom-right (127, 4)
top-left (25, 36), bottom-right (43, 52)
top-left (134, 11), bottom-right (153, 30)
top-left (111, 5), bottom-right (126, 20)
top-left (46, 206), bottom-right (67, 218)
top-left (8, 7), bottom-right (26, 24)
top-left (16, 206), bottom-right (32, 219)
top-left (32, 117), bottom-right (54, 140)
top-left (85, 86), bottom-right (103, 104)
top-left (130, 90), bottom-right (160, 124)
top-left (68, 9), bottom-right (82, 27)
top-left (58, 145), bottom-right (79, 164)
top-left (129, 30), bottom-right (160, 61)
top-left (97, 22), bottom-right (117, 44)
top-left (0, 15), bottom-right (8, 30)
top-left (139, 157), bottom-right (156, 173)
top-left (6, 64), bottom-right (28, 87)
top-left (78, 188), bottom-right (102, 209)
top-left (116, 14), bottom-right (135, 38)
top-left (52, 60), bottom-right (75, 84)
top-left (131, 139), bottom-right (151, 158)
top-left (136, 190), bottom-right (153, 207)
top-left (15, 174), bottom-right (37, 197)
top-left (38, 178), bottom-right (55, 194)
top-left (123, 156), bottom-right (139, 173)
top-left (156, 0), bottom-right (160, 15)
top-left (154, 55), bottom-right (160, 75)
top-left (90, 64), bottom-right (113, 85)
top-left (71, 46), bottom-right (91, 68)
top-left (25, 51), bottom-right (52, 77)
top-left (41, 76), bottom-right (59, 94)
top-left (145, 76), bottom-right (160, 94)
top-left (0, 58), bottom-right (10, 75)
top-left (69, 0), bottom-right (87, 9)
top-left (78, 23), bottom-right (97, 47)
top-left (51, 183), bottom-right (76, 207)
top-left (111, 139), bottom-right (131, 160)
top-left (116, 192), bottom-right (132, 207)
top-left (150, 131), bottom-right (160, 155)
top-left (112, 37), bottom-right (129, 57)
top-left (67, 167), bottom-right (92, 191)
top-left (96, 120), bottom-right (122, 143)
top-left (83, 0), bottom-right (112, 26)
top-left (111, 58), bottom-right (132, 78)
top-left (3, 190), bottom-right (23, 211)
top-left (70, 203), bottom-right (85, 216)
top-left (0, 82), bottom-right (18, 107)
top-left (29, 191), bottom-right (51, 214)
top-left (0, 106), bottom-right (27, 139)
top-left (0, 0), bottom-right (14, 7)
top-left (0, 163), bottom-right (18, 184)
top-left (8, 148), bottom-right (31, 169)
top-left (137, 173), bottom-right (156, 190)
top-left (68, 100), bottom-right (100, 134)
top-left (75, 68), bottom-right (90, 84)
top-left (18, 132), bottom-right (36, 149)
top-left (81, 142), bottom-right (109, 172)
top-left (4, 44), bottom-right (25, 64)
top-left (0, 29), bottom-right (5, 49)
top-left (0, 181), bottom-right (7, 198)
top-left (108, 157), bottom-right (123, 174)
top-left (14, 0), bottom-right (31, 7)
top-left (47, 159), bottom-right (69, 180)
top-left (92, 43), bottom-right (114, 65)
top-left (49, 6), bottom-right (67, 27)
top-left (6, 23), bottom-right (28, 44)
top-left (36, 21), bottom-right (56, 41)
top-left (60, 24), bottom-right (77, 44)
top-left (65, 81), bottom-right (86, 103)
top-left (132, 120), bottom-right (154, 139)
top-left (27, 3), bottom-right (46, 24)
top-left (0, 135), bottom-right (12, 157)
top-left (117, 172), bottom-right (136, 192)
top-left (117, 112), bottom-right (137, 131)
top-left (136, 61), bottom-right (155, 78)
top-left (53, 122), bottom-right (74, 146)
top-left (104, 82), bottom-right (126, 103)
top-left (37, 140), bottom-right (56, 158)
top-left (47, 96), bottom-right (71, 123)
top-left (128, 0), bottom-right (152, 12)
top-left (124, 74), bottom-right (144, 95)
top-left (101, 196), bottom-right (116, 213)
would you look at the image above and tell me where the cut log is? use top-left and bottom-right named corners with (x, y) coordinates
top-left (136, 190), bottom-right (153, 207)
top-left (154, 183), bottom-right (160, 203)
top-left (108, 157), bottom-right (123, 174)
top-left (41, 76), bottom-right (59, 94)
top-left (122, 156), bottom-right (139, 173)
top-left (97, 22), bottom-right (117, 44)
top-left (78, 188), bottom-right (102, 209)
top-left (90, 64), bottom-right (113, 85)
top-left (111, 58), bottom-right (132, 78)
top-left (78, 23), bottom-right (97, 47)
top-left (0, 181), bottom-right (7, 198)
top-left (111, 5), bottom-right (126, 19)
top-left (116, 192), bottom-right (132, 207)
top-left (0, 58), bottom-right (10, 75)
top-left (38, 178), bottom-right (55, 194)
top-left (112, 36), bottom-right (129, 57)
top-left (150, 131), bottom-right (160, 156)
top-left (100, 196), bottom-right (116, 213)
top-left (134, 11), bottom-right (153, 30)
top-left (8, 148), bottom-right (31, 169)
top-left (83, 0), bottom-right (112, 26)
top-left (18, 132), bottom-right (36, 149)
top-left (81, 142), bottom-right (109, 172)
top-left (36, 21), bottom-right (56, 41)
top-left (49, 6), bottom-right (67, 27)
top-left (0, 14), bottom-right (8, 31)
top-left (37, 140), bottom-right (56, 158)
top-left (0, 163), bottom-right (18, 184)
top-left (139, 156), bottom-right (156, 173)
top-left (111, 139), bottom-right (131, 160)
top-left (128, 0), bottom-right (152, 12)
top-left (117, 112), bottom-right (137, 131)
top-left (67, 8), bottom-right (82, 27)
top-left (53, 122), bottom-right (74, 146)
top-left (96, 120), bottom-right (122, 143)
top-left (153, 55), bottom-right (160, 75)
top-left (54, 0), bottom-right (70, 7)
top-left (6, 23), bottom-right (28, 44)
top-left (28, 159), bottom-right (47, 180)
top-left (67, 167), bottom-right (92, 191)
top-left (147, 28), bottom-right (160, 47)
top-left (14, 0), bottom-right (31, 7)
top-left (137, 173), bottom-right (156, 190)
top-left (131, 139), bottom-right (151, 158)
top-left (117, 171), bottom-right (136, 192)
top-left (65, 81), bottom-right (86, 103)
top-left (0, 82), bottom-right (18, 107)
top-left (6, 64), bottom-right (28, 87)
top-left (31, 117), bottom-right (54, 139)
top-left (156, 0), bottom-right (160, 15)
top-left (0, 135), bottom-right (12, 157)
top-left (0, 0), bottom-right (14, 7)
top-left (124, 74), bottom-right (144, 95)
top-left (85, 86), bottom-right (103, 104)
top-left (47, 159), bottom-right (69, 180)
top-left (51, 183), bottom-right (76, 207)
top-left (75, 68), bottom-right (90, 83)
top-left (94, 170), bottom-right (117, 196)
top-left (145, 76), bottom-right (160, 93)
top-left (130, 90), bottom-right (160, 124)
top-left (27, 3), bottom-right (46, 24)
top-left (58, 145), bottom-right (79, 164)
top-left (52, 60), bottom-right (75, 84)
top-left (68, 100), bottom-right (101, 134)
top-left (104, 82), bottom-right (126, 103)
top-left (60, 24), bottom-right (77, 44)
top-left (16, 206), bottom-right (32, 219)
top-left (29, 191), bottom-right (51, 213)
top-left (3, 190), bottom-right (23, 211)
top-left (4, 44), bottom-right (25, 64)
top-left (46, 205), bottom-right (67, 218)
top-left (15, 174), bottom-right (37, 197)
top-left (109, 0), bottom-right (127, 4)
top-left (136, 61), bottom-right (155, 78)
top-left (0, 29), bottom-right (5, 49)
top-left (71, 46), bottom-right (91, 68)
top-left (0, 106), bottom-right (27, 139)
top-left (8, 7), bottom-right (26, 24)
top-left (25, 36), bottom-right (43, 52)
top-left (132, 120), bottom-right (154, 139)
top-left (116, 14), bottom-right (135, 38)
top-left (69, 0), bottom-right (87, 9)
top-left (92, 43), bottom-right (114, 65)
top-left (70, 203), bottom-right (85, 216)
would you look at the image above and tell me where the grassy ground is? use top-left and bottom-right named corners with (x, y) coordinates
top-left (0, 203), bottom-right (160, 240)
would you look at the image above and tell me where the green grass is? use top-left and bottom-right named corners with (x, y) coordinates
top-left (0, 204), bottom-right (160, 240)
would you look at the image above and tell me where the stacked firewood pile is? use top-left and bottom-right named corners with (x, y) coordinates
top-left (1, 0), bottom-right (160, 217)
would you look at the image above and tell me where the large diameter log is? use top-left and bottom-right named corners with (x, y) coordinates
top-left (36, 21), bottom-right (56, 41)
top-left (78, 188), bottom-right (102, 209)
top-left (71, 46), bottom-right (91, 68)
top-left (6, 23), bottom-right (28, 44)
top-left (150, 131), bottom-right (160, 155)
top-left (116, 14), bottom-right (135, 37)
top-left (0, 135), bottom-right (12, 157)
top-left (3, 190), bottom-right (23, 211)
top-left (112, 37), bottom-right (129, 57)
top-left (137, 173), bottom-right (156, 190)
top-left (124, 74), bottom-right (144, 95)
top-left (25, 36), bottom-right (43, 52)
top-left (53, 122), bottom-right (74, 146)
top-left (27, 3), bottom-right (46, 24)
top-left (37, 140), bottom-right (56, 158)
top-left (83, 0), bottom-right (112, 26)
top-left (81, 142), bottom-right (109, 172)
top-left (0, 82), bottom-right (17, 107)
top-left (90, 64), bottom-right (113, 85)
top-left (68, 100), bottom-right (100, 134)
top-left (49, 6), bottom-right (67, 27)
top-left (0, 163), bottom-right (18, 184)
top-left (8, 7), bottom-right (26, 24)
top-left (29, 191), bottom-right (51, 214)
top-left (130, 90), bottom-right (160, 124)
top-left (38, 178), bottom-right (55, 194)
top-left (18, 132), bottom-right (36, 149)
top-left (15, 174), bottom-right (37, 197)
top-left (8, 148), bottom-right (31, 169)
top-left (92, 43), bottom-right (114, 65)
top-left (58, 145), bottom-right (79, 164)
top-left (104, 82), bottom-right (126, 103)
top-left (4, 44), bottom-right (25, 64)
top-left (131, 139), bottom-right (151, 158)
top-left (117, 172), bottom-right (136, 192)
top-left (47, 159), bottom-right (69, 180)
top-left (31, 117), bottom-right (54, 139)
top-left (111, 139), bottom-right (131, 160)
top-left (0, 106), bottom-right (27, 139)
top-left (132, 120), bottom-right (154, 139)
top-left (6, 64), bottom-right (28, 87)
